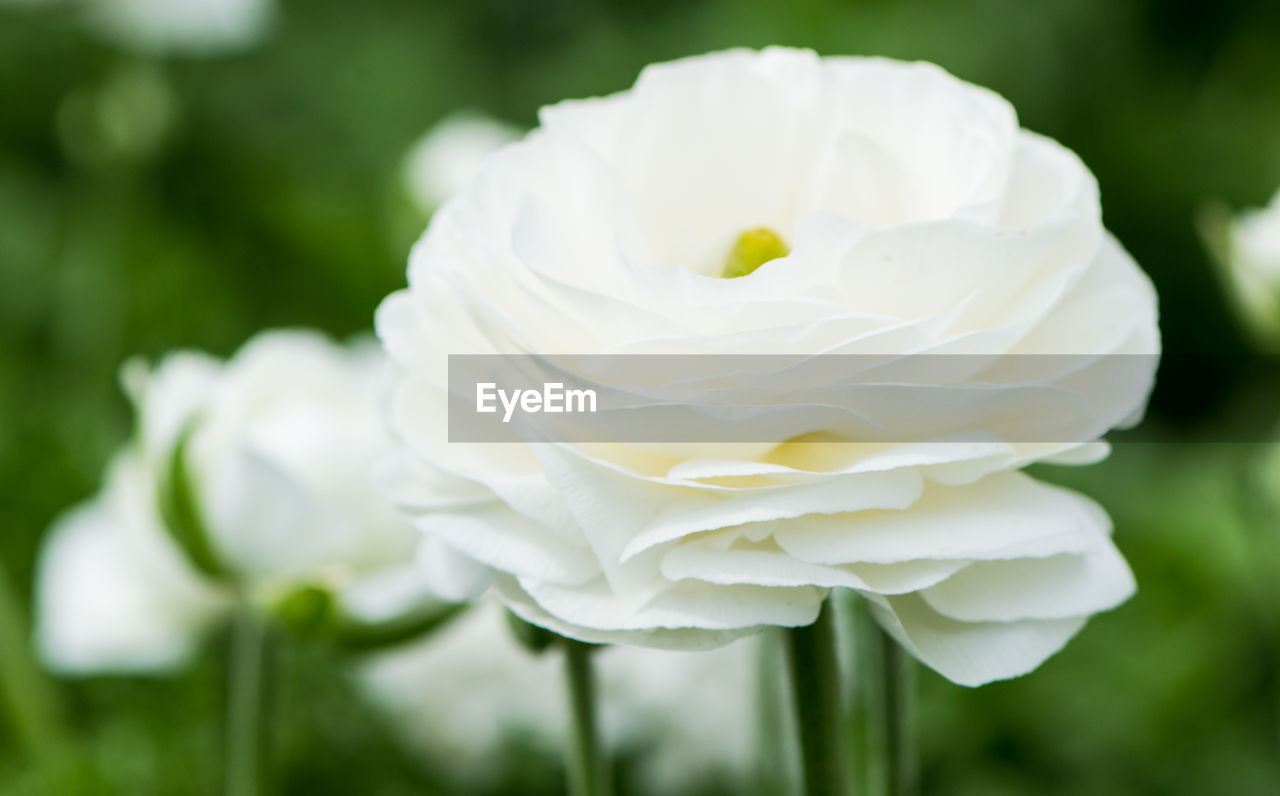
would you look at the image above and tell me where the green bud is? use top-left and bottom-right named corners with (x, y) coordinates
top-left (273, 585), bottom-right (337, 641)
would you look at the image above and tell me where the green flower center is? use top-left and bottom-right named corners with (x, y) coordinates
top-left (720, 226), bottom-right (790, 278)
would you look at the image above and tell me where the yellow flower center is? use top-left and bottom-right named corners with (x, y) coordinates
top-left (720, 226), bottom-right (789, 278)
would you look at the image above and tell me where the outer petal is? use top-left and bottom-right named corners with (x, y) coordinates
top-left (412, 535), bottom-right (493, 603)
top-left (659, 529), bottom-right (969, 593)
top-left (495, 575), bottom-right (777, 650)
top-left (413, 503), bottom-right (598, 586)
top-left (515, 574), bottom-right (823, 634)
top-left (868, 593), bottom-right (1087, 687)
top-left (920, 542), bottom-right (1135, 623)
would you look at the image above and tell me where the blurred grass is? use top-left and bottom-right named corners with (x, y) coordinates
top-left (2, 0), bottom-right (1280, 793)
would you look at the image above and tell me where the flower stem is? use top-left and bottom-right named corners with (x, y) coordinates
top-left (841, 592), bottom-right (872, 795)
top-left (226, 605), bottom-right (268, 796)
top-left (785, 599), bottom-right (850, 796)
top-left (563, 639), bottom-right (610, 796)
top-left (756, 629), bottom-right (797, 795)
top-left (0, 560), bottom-right (71, 790)
top-left (871, 624), bottom-right (917, 796)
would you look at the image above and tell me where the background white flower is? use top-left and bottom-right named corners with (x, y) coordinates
top-left (35, 454), bottom-right (228, 674)
top-left (85, 0), bottom-right (275, 56)
top-left (377, 48), bottom-right (1160, 685)
top-left (359, 599), bottom-right (759, 792)
top-left (402, 110), bottom-right (523, 216)
top-left (35, 329), bottom-right (435, 674)
top-left (1211, 188), bottom-right (1280, 348)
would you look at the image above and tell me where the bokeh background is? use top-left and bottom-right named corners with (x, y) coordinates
top-left (2, 0), bottom-right (1280, 794)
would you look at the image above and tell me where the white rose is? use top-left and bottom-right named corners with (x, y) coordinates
top-left (1218, 188), bottom-right (1280, 348)
top-left (376, 48), bottom-right (1160, 685)
top-left (84, 0), bottom-right (274, 56)
top-left (358, 599), bottom-right (758, 791)
top-left (402, 111), bottom-right (523, 215)
top-left (35, 329), bottom-right (435, 673)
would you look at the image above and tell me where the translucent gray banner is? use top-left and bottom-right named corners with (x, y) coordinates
top-left (446, 354), bottom-right (1164, 443)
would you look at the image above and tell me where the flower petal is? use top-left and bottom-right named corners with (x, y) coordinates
top-left (774, 471), bottom-right (1099, 565)
top-left (920, 538), bottom-right (1135, 622)
top-left (868, 592), bottom-right (1087, 686)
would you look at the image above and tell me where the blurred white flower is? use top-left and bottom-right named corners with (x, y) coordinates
top-left (36, 454), bottom-right (228, 674)
top-left (377, 48), bottom-right (1160, 685)
top-left (402, 111), bottom-right (522, 215)
top-left (1212, 189), bottom-right (1280, 348)
top-left (124, 330), bottom-right (417, 587)
top-left (358, 600), bottom-right (758, 791)
top-left (84, 0), bottom-right (275, 56)
top-left (598, 632), bottom-right (760, 792)
top-left (35, 329), bottom-right (436, 674)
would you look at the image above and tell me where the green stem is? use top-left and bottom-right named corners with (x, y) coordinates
top-left (563, 640), bottom-right (610, 796)
top-left (785, 599), bottom-right (850, 796)
top-left (872, 624), bottom-right (917, 796)
top-left (226, 605), bottom-right (267, 796)
top-left (756, 629), bottom-right (796, 796)
top-left (0, 560), bottom-right (70, 788)
top-left (842, 593), bottom-right (872, 796)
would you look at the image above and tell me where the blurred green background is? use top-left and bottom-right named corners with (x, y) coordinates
top-left (2, 0), bottom-right (1280, 794)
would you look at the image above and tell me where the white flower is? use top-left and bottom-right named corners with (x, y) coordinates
top-left (35, 329), bottom-right (432, 674)
top-left (376, 48), bottom-right (1160, 685)
top-left (358, 599), bottom-right (758, 790)
top-left (402, 111), bottom-right (523, 215)
top-left (84, 0), bottom-right (275, 56)
top-left (1218, 189), bottom-right (1280, 348)
top-left (35, 454), bottom-right (229, 674)
top-left (126, 330), bottom-right (418, 585)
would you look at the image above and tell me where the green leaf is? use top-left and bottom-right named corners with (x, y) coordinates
top-left (156, 420), bottom-right (229, 580)
top-left (334, 600), bottom-right (466, 653)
